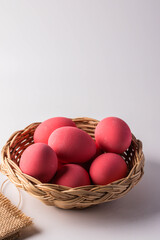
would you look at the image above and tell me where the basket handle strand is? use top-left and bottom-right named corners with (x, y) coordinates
top-left (0, 172), bottom-right (22, 209)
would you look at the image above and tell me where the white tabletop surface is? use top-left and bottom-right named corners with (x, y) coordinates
top-left (0, 1), bottom-right (160, 239)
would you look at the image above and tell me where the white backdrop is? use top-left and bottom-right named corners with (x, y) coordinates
top-left (0, 1), bottom-right (160, 240)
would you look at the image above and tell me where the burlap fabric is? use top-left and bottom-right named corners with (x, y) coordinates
top-left (0, 192), bottom-right (32, 240)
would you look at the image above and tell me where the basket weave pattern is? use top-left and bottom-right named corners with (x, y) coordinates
top-left (0, 117), bottom-right (144, 209)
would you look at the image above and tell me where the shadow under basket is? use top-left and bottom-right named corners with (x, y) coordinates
top-left (0, 117), bottom-right (145, 209)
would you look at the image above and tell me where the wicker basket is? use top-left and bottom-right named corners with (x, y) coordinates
top-left (0, 117), bottom-right (144, 209)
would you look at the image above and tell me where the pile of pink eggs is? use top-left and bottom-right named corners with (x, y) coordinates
top-left (19, 117), bottom-right (132, 188)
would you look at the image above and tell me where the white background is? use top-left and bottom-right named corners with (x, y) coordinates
top-left (0, 1), bottom-right (160, 239)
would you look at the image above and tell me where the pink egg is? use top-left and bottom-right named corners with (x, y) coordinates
top-left (48, 126), bottom-right (96, 163)
top-left (52, 164), bottom-right (91, 188)
top-left (34, 117), bottom-right (76, 144)
top-left (89, 153), bottom-right (128, 185)
top-left (95, 117), bottom-right (132, 154)
top-left (19, 143), bottom-right (58, 183)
